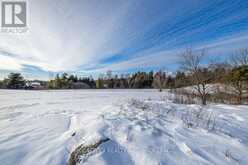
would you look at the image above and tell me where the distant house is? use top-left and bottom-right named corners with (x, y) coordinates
top-left (25, 81), bottom-right (44, 90)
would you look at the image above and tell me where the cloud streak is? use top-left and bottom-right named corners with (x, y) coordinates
top-left (0, 0), bottom-right (248, 78)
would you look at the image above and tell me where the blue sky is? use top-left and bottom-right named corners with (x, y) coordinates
top-left (0, 0), bottom-right (248, 79)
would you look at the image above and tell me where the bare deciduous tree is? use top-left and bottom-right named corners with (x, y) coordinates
top-left (230, 48), bottom-right (248, 66)
top-left (153, 70), bottom-right (167, 92)
top-left (180, 49), bottom-right (212, 105)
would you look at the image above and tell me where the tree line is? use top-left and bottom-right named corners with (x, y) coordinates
top-left (47, 73), bottom-right (96, 89)
top-left (174, 48), bottom-right (248, 105)
top-left (0, 48), bottom-right (247, 104)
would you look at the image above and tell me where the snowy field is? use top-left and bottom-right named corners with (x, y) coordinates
top-left (0, 89), bottom-right (248, 165)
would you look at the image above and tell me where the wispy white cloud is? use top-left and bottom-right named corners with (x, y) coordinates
top-left (0, 55), bottom-right (23, 71)
top-left (89, 32), bottom-right (248, 73)
top-left (0, 0), bottom-right (133, 72)
top-left (0, 0), bottom-right (248, 78)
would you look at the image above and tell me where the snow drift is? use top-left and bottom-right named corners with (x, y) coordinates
top-left (0, 89), bottom-right (247, 165)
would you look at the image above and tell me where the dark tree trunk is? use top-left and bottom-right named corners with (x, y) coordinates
top-left (201, 96), bottom-right (207, 105)
top-left (238, 90), bottom-right (242, 104)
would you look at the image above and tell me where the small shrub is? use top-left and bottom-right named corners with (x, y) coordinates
top-left (180, 107), bottom-right (217, 131)
top-left (170, 89), bottom-right (198, 104)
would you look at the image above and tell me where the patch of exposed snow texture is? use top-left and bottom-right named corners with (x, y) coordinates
top-left (0, 89), bottom-right (248, 165)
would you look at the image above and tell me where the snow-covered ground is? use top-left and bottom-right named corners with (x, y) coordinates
top-left (0, 89), bottom-right (248, 165)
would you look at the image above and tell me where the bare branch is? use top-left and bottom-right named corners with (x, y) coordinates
top-left (230, 48), bottom-right (248, 66)
top-left (180, 48), bottom-right (209, 105)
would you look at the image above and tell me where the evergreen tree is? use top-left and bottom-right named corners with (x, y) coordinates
top-left (226, 65), bottom-right (248, 104)
top-left (5, 73), bottom-right (25, 89)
